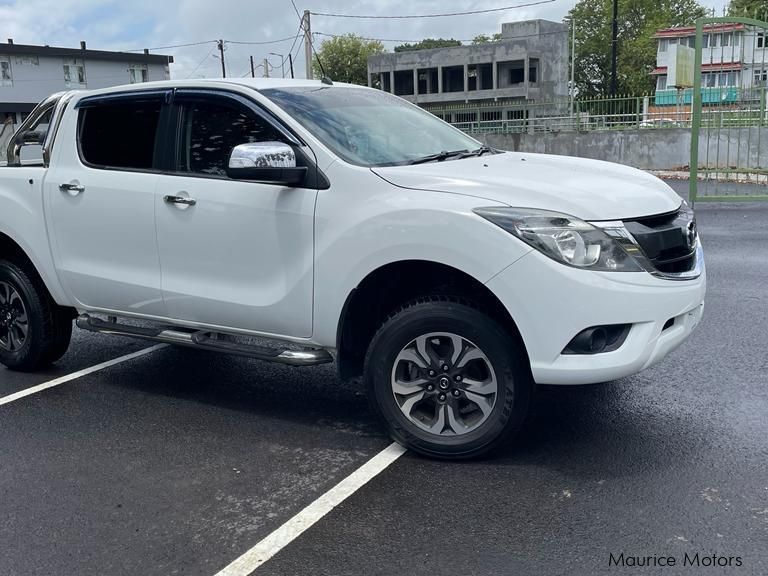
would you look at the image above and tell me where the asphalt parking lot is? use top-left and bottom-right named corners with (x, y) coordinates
top-left (1, 197), bottom-right (767, 576)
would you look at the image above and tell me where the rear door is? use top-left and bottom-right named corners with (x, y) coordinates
top-left (44, 91), bottom-right (170, 315)
top-left (154, 90), bottom-right (316, 337)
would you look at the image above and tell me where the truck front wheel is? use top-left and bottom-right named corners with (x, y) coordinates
top-left (364, 297), bottom-right (532, 459)
top-left (0, 260), bottom-right (72, 372)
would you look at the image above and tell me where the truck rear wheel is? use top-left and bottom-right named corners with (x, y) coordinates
top-left (364, 297), bottom-right (532, 459)
top-left (0, 260), bottom-right (72, 372)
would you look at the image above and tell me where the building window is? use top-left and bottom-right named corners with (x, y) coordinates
top-left (529, 58), bottom-right (539, 83)
top-left (129, 64), bottom-right (149, 84)
top-left (704, 72), bottom-right (716, 87)
top-left (657, 75), bottom-right (667, 91)
top-left (758, 33), bottom-right (765, 49)
top-left (703, 34), bottom-right (710, 48)
top-left (754, 69), bottom-right (768, 85)
top-left (659, 39), bottom-right (668, 53)
top-left (0, 56), bottom-right (12, 86)
top-left (63, 58), bottom-right (86, 87)
top-left (722, 33), bottom-right (732, 47)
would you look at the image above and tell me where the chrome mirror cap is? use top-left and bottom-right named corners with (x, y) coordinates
top-left (228, 142), bottom-right (296, 169)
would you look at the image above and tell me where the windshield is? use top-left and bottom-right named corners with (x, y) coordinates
top-left (260, 86), bottom-right (482, 167)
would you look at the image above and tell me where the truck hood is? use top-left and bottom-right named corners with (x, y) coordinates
top-left (371, 151), bottom-right (681, 221)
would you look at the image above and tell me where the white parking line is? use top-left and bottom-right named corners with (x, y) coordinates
top-left (0, 344), bottom-right (166, 407)
top-left (215, 442), bottom-right (408, 576)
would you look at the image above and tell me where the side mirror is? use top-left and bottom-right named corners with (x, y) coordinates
top-left (17, 131), bottom-right (45, 146)
top-left (227, 141), bottom-right (307, 186)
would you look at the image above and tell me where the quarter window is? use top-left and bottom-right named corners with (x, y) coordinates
top-left (176, 99), bottom-right (284, 176)
top-left (79, 99), bottom-right (162, 169)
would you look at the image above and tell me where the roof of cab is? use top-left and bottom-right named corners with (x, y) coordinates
top-left (71, 77), bottom-right (362, 99)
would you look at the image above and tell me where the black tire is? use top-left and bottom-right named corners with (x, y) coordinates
top-left (0, 260), bottom-right (72, 372)
top-left (364, 296), bottom-right (532, 460)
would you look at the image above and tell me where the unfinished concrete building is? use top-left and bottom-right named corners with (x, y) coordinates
top-left (367, 19), bottom-right (569, 128)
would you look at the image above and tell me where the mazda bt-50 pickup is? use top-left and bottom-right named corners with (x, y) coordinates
top-left (0, 79), bottom-right (705, 458)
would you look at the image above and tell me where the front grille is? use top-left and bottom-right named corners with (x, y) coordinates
top-left (623, 206), bottom-right (697, 274)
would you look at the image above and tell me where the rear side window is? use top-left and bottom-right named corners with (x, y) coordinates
top-left (78, 99), bottom-right (162, 170)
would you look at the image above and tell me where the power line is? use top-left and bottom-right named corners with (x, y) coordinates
top-left (227, 33), bottom-right (302, 46)
top-left (285, 21), bottom-right (304, 63)
top-left (185, 45), bottom-right (216, 79)
top-left (310, 1), bottom-right (556, 19)
top-left (125, 39), bottom-right (217, 52)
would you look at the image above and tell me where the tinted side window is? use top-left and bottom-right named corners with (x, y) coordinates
top-left (177, 100), bottom-right (284, 176)
top-left (79, 100), bottom-right (162, 169)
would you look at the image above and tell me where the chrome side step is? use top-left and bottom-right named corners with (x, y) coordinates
top-left (76, 314), bottom-right (333, 367)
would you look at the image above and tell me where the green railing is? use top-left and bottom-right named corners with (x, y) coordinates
top-left (426, 89), bottom-right (768, 135)
top-left (690, 17), bottom-right (768, 204)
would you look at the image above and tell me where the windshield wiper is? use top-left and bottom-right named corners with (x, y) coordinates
top-left (407, 149), bottom-right (469, 165)
top-left (456, 145), bottom-right (495, 159)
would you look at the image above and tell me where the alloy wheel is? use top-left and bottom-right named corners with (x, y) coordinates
top-left (390, 332), bottom-right (499, 436)
top-left (0, 281), bottom-right (29, 352)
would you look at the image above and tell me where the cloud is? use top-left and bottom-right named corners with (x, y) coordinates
top-left (0, 0), bottom-right (731, 79)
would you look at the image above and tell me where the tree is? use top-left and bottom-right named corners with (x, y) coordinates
top-left (566, 0), bottom-right (708, 97)
top-left (728, 0), bottom-right (768, 18)
top-left (471, 33), bottom-right (503, 44)
top-left (312, 34), bottom-right (385, 85)
top-left (393, 38), bottom-right (462, 52)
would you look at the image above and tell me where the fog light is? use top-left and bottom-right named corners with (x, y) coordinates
top-left (562, 324), bottom-right (631, 355)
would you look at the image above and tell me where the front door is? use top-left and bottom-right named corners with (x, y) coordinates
top-left (45, 92), bottom-right (168, 316)
top-left (155, 91), bottom-right (316, 338)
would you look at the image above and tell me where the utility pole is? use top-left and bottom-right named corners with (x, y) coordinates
top-left (263, 58), bottom-right (270, 78)
top-left (288, 53), bottom-right (294, 78)
top-left (217, 39), bottom-right (226, 78)
top-left (250, 55), bottom-right (255, 78)
top-left (609, 0), bottom-right (618, 96)
top-left (303, 9), bottom-right (313, 79)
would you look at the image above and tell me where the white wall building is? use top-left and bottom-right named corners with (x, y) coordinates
top-left (0, 39), bottom-right (172, 125)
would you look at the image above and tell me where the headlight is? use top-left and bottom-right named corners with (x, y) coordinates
top-left (474, 207), bottom-right (643, 272)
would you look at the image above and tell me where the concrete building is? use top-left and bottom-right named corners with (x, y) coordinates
top-left (0, 39), bottom-right (173, 125)
top-left (367, 19), bottom-right (569, 123)
top-left (652, 23), bottom-right (768, 108)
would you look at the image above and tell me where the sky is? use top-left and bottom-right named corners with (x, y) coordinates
top-left (0, 0), bottom-right (732, 79)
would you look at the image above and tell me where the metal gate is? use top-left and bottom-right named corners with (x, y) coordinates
top-left (690, 16), bottom-right (768, 204)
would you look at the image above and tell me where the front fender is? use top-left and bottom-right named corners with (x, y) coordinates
top-left (311, 165), bottom-right (531, 346)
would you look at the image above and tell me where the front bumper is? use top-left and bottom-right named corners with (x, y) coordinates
top-left (486, 244), bottom-right (706, 385)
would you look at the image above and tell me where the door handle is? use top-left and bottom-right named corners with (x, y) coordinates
top-left (164, 195), bottom-right (197, 207)
top-left (59, 183), bottom-right (85, 195)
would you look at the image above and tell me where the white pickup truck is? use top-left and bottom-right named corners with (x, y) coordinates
top-left (0, 79), bottom-right (705, 458)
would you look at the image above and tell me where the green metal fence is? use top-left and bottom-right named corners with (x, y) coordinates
top-left (425, 89), bottom-right (768, 135)
top-left (690, 16), bottom-right (768, 204)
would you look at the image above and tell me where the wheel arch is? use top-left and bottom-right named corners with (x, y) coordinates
top-left (0, 230), bottom-right (70, 312)
top-left (336, 259), bottom-right (529, 381)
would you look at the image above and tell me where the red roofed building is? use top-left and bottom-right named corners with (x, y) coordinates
top-left (652, 22), bottom-right (767, 108)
